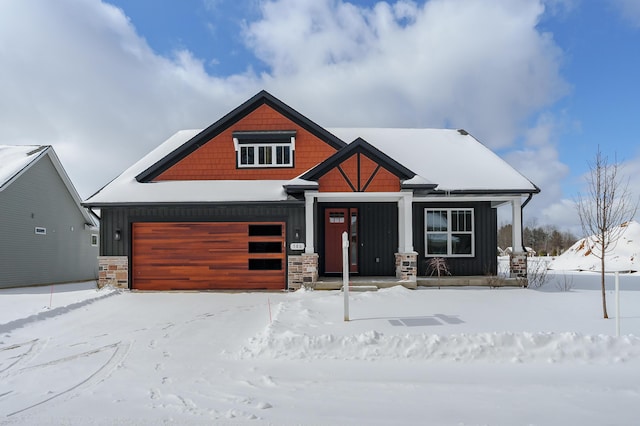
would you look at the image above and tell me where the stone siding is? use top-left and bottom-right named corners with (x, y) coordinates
top-left (395, 252), bottom-right (418, 282)
top-left (288, 253), bottom-right (319, 289)
top-left (98, 256), bottom-right (128, 289)
top-left (509, 253), bottom-right (528, 278)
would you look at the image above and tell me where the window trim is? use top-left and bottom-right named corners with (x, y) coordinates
top-left (233, 131), bottom-right (296, 169)
top-left (424, 208), bottom-right (475, 257)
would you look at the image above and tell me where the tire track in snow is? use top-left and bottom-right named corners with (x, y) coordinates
top-left (0, 339), bottom-right (46, 376)
top-left (5, 340), bottom-right (132, 417)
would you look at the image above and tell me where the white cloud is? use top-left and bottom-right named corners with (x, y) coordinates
top-left (0, 0), bottom-right (570, 205)
top-left (0, 0), bottom-right (261, 197)
top-left (501, 113), bottom-right (571, 227)
top-left (613, 0), bottom-right (640, 27)
top-left (247, 0), bottom-right (568, 149)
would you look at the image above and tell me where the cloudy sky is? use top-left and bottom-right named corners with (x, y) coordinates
top-left (1, 0), bottom-right (639, 234)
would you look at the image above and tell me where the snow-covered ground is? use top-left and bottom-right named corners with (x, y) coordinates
top-left (1, 264), bottom-right (639, 425)
top-left (549, 221), bottom-right (640, 272)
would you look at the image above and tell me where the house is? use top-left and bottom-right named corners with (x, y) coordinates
top-left (0, 145), bottom-right (99, 288)
top-left (84, 91), bottom-right (539, 291)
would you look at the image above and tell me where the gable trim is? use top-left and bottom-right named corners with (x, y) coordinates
top-left (136, 91), bottom-right (347, 182)
top-left (361, 164), bottom-right (381, 192)
top-left (301, 137), bottom-right (416, 182)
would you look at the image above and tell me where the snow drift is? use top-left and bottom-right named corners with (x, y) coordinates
top-left (549, 221), bottom-right (640, 272)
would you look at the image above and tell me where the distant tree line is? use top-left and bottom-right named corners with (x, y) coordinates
top-left (498, 223), bottom-right (578, 256)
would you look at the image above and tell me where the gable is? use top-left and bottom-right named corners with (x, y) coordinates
top-left (154, 104), bottom-right (339, 181)
top-left (0, 146), bottom-right (95, 225)
top-left (317, 152), bottom-right (402, 192)
top-left (137, 90), bottom-right (346, 182)
top-left (300, 138), bottom-right (416, 193)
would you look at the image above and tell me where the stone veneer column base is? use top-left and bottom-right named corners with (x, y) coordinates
top-left (98, 256), bottom-right (128, 289)
top-left (288, 253), bottom-right (319, 289)
top-left (395, 252), bottom-right (418, 282)
top-left (509, 253), bottom-right (528, 280)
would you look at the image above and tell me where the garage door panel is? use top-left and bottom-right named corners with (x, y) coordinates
top-left (132, 222), bottom-right (285, 290)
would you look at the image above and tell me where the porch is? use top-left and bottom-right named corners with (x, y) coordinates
top-left (289, 275), bottom-right (522, 290)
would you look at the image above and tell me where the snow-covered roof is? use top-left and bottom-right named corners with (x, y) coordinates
top-left (327, 128), bottom-right (538, 193)
top-left (0, 145), bottom-right (95, 225)
top-left (86, 126), bottom-right (538, 205)
top-left (85, 130), bottom-right (290, 205)
top-left (0, 145), bottom-right (47, 190)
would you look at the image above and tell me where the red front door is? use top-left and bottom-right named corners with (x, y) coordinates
top-left (324, 208), bottom-right (358, 273)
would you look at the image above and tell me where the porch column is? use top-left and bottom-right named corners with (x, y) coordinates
top-left (511, 197), bottom-right (523, 252)
top-left (510, 196), bottom-right (527, 278)
top-left (396, 192), bottom-right (417, 281)
top-left (398, 192), bottom-right (414, 253)
top-left (304, 191), bottom-right (317, 254)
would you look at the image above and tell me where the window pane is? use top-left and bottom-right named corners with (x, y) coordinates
top-left (427, 233), bottom-right (448, 255)
top-left (427, 211), bottom-right (447, 232)
top-left (451, 210), bottom-right (472, 232)
top-left (240, 146), bottom-right (254, 165)
top-left (248, 224), bottom-right (282, 236)
top-left (275, 145), bottom-right (291, 165)
top-left (283, 146), bottom-right (290, 164)
top-left (258, 146), bottom-right (273, 164)
top-left (452, 233), bottom-right (472, 254)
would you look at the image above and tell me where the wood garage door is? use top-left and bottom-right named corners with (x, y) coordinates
top-left (132, 222), bottom-right (285, 290)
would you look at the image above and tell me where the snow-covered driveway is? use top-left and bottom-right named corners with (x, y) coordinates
top-left (1, 276), bottom-right (640, 425)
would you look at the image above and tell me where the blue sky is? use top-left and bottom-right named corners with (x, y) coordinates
top-left (1, 0), bottom-right (639, 233)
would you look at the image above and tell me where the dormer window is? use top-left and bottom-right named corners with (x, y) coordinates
top-left (233, 131), bottom-right (296, 168)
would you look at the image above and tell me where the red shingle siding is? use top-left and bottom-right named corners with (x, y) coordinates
top-left (318, 167), bottom-right (354, 192)
top-left (155, 104), bottom-right (337, 181)
top-left (364, 166), bottom-right (401, 192)
top-left (318, 153), bottom-right (401, 192)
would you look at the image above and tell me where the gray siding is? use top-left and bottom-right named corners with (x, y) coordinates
top-left (0, 156), bottom-right (98, 288)
top-left (413, 201), bottom-right (497, 276)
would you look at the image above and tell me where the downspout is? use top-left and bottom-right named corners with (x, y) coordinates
top-left (520, 193), bottom-right (533, 253)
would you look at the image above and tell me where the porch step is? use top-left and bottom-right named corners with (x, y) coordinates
top-left (341, 285), bottom-right (378, 292)
top-left (417, 276), bottom-right (522, 287)
top-left (294, 277), bottom-right (417, 291)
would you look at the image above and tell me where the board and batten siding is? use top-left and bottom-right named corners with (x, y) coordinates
top-left (0, 156), bottom-right (98, 288)
top-left (412, 201), bottom-right (498, 276)
top-left (99, 202), bottom-right (306, 258)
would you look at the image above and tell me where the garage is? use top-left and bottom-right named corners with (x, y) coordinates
top-left (132, 222), bottom-right (286, 290)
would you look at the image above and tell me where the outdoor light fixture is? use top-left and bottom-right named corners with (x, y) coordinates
top-left (114, 229), bottom-right (121, 241)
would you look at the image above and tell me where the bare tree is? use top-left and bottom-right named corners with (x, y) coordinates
top-left (576, 147), bottom-right (638, 318)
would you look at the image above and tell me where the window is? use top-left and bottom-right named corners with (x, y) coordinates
top-left (91, 234), bottom-right (99, 246)
top-left (425, 208), bottom-right (474, 257)
top-left (238, 143), bottom-right (292, 167)
top-left (35, 227), bottom-right (46, 235)
top-left (233, 131), bottom-right (295, 168)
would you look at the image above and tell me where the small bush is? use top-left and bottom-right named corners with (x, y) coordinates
top-left (525, 258), bottom-right (550, 289)
top-left (426, 257), bottom-right (451, 278)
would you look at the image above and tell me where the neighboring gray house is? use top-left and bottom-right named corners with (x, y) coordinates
top-left (0, 145), bottom-right (98, 288)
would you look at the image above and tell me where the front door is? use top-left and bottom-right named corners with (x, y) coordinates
top-left (324, 208), bottom-right (358, 273)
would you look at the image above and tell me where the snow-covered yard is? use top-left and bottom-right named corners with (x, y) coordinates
top-left (1, 265), bottom-right (640, 425)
